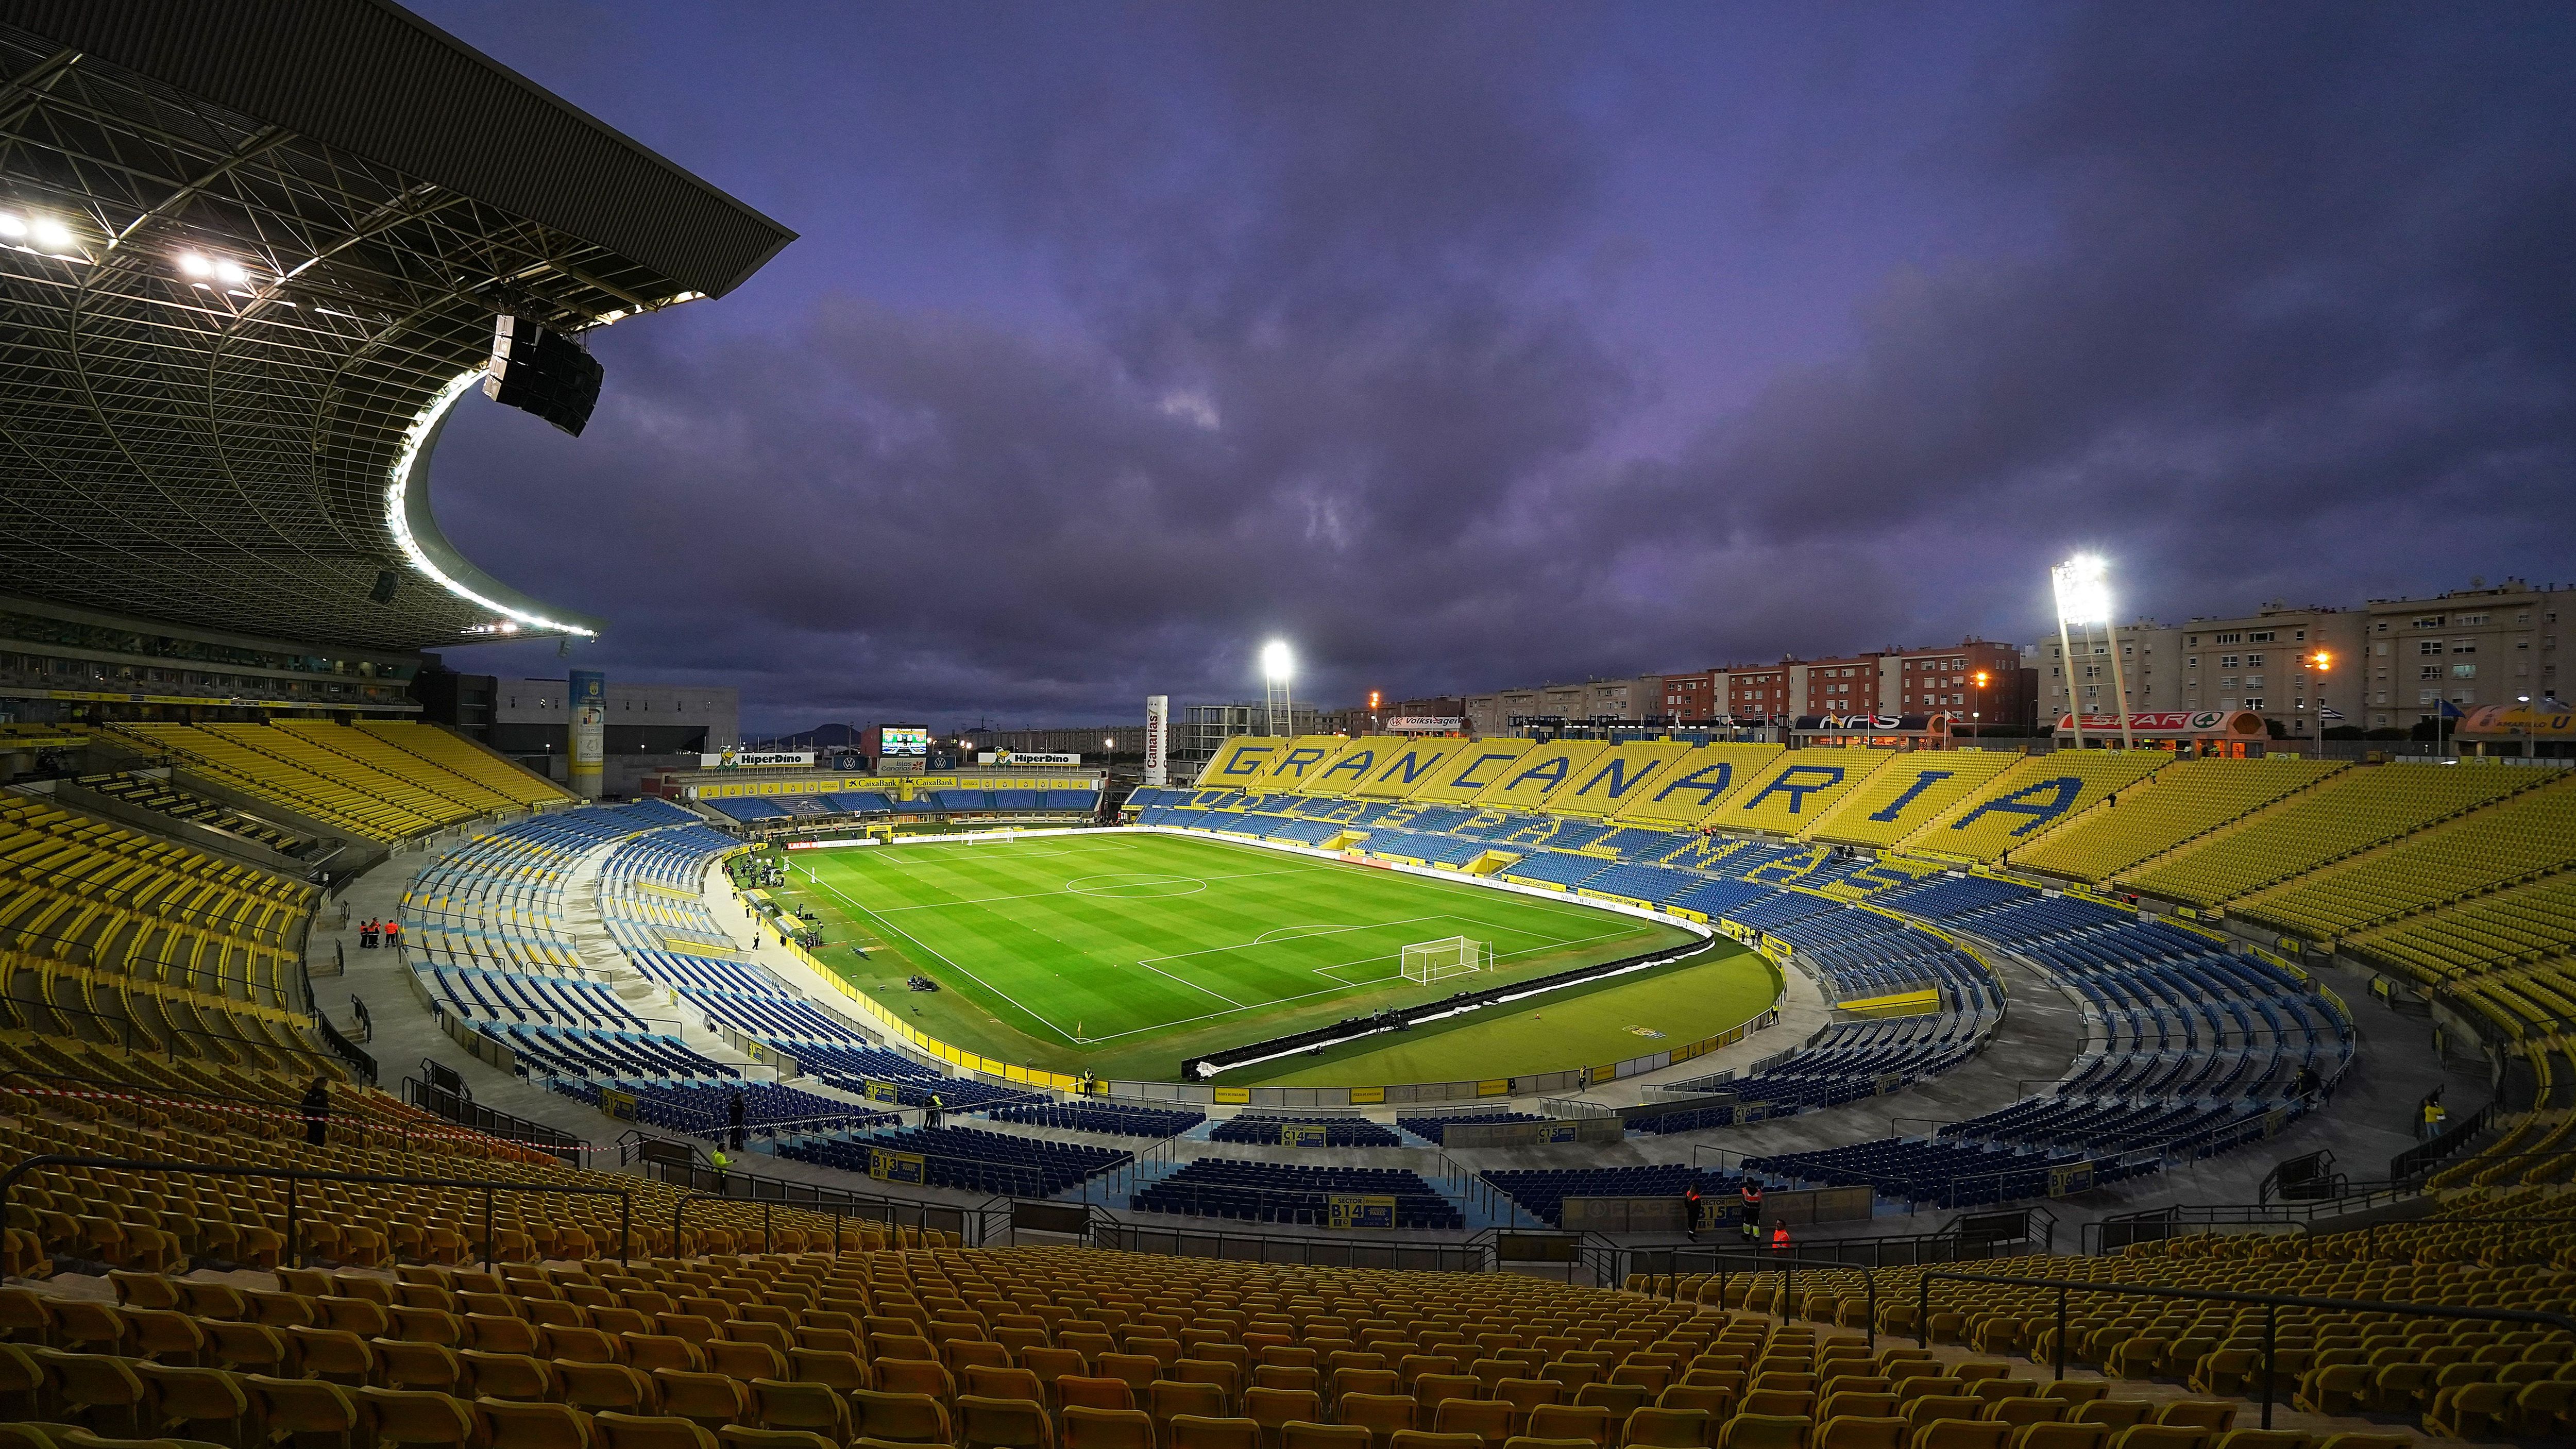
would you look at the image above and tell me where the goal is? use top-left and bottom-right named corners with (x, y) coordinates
top-left (1400, 936), bottom-right (1494, 985)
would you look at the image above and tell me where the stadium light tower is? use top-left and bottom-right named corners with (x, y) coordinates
top-left (2051, 554), bottom-right (2135, 751)
top-left (1261, 639), bottom-right (1294, 737)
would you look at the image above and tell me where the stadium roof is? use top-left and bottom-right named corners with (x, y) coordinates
top-left (0, 0), bottom-right (795, 652)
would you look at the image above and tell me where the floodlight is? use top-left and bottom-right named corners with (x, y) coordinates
top-left (1261, 640), bottom-right (1293, 682)
top-left (213, 258), bottom-right (247, 285)
top-left (0, 212), bottom-right (22, 239)
top-left (177, 252), bottom-right (211, 278)
top-left (2052, 554), bottom-right (2112, 628)
top-left (28, 215), bottom-right (72, 250)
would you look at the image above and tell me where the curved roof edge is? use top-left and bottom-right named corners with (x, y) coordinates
top-left (0, 0), bottom-right (795, 296)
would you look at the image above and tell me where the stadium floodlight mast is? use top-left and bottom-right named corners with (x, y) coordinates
top-left (1261, 639), bottom-right (1294, 737)
top-left (2051, 553), bottom-right (2136, 751)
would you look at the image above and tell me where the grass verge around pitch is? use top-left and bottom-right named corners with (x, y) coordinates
top-left (766, 830), bottom-right (1764, 1084)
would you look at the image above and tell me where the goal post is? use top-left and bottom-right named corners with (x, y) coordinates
top-left (1400, 935), bottom-right (1493, 985)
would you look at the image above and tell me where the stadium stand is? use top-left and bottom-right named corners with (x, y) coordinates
top-left (73, 771), bottom-right (319, 856)
top-left (1908, 749), bottom-right (2169, 863)
top-left (1137, 1159), bottom-right (1462, 1228)
top-left (2126, 756), bottom-right (2548, 906)
top-left (1399, 738), bottom-right (1536, 805)
top-left (785, 1125), bottom-right (1127, 1197)
top-left (2349, 874), bottom-right (2576, 1050)
top-left (359, 719), bottom-right (574, 807)
top-left (2232, 769), bottom-right (2576, 939)
top-left (1607, 742), bottom-right (1784, 831)
top-left (0, 793), bottom-right (317, 1065)
top-left (2010, 755), bottom-right (2348, 884)
top-left (1800, 748), bottom-right (2019, 847)
top-left (275, 719), bottom-right (520, 816)
top-left (1553, 741), bottom-right (1694, 819)
top-left (1483, 1162), bottom-right (1742, 1225)
top-left (108, 722), bottom-right (445, 841)
top-left (987, 1100), bottom-right (1206, 1138)
top-left (1210, 1114), bottom-right (1406, 1148)
top-left (1716, 746), bottom-right (1896, 837)
top-left (1351, 738), bottom-right (1469, 799)
top-left (1395, 1110), bottom-right (1546, 1143)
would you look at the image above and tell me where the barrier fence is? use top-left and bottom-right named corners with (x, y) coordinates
top-left (0, 1154), bottom-right (632, 1270)
top-left (1917, 1269), bottom-right (2576, 1429)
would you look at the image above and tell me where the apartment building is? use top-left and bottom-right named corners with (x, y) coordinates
top-left (2028, 619), bottom-right (2179, 723)
top-left (2361, 578), bottom-right (2568, 732)
top-left (2173, 605), bottom-right (2367, 740)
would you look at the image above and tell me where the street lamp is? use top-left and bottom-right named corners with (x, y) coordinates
top-left (2308, 649), bottom-right (2333, 742)
top-left (2050, 554), bottom-right (2135, 751)
top-left (1972, 670), bottom-right (1990, 743)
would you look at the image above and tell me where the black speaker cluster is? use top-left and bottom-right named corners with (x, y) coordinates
top-left (483, 314), bottom-right (605, 436)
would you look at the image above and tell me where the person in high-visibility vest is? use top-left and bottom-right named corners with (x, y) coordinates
top-left (1770, 1219), bottom-right (1791, 1252)
top-left (1683, 1184), bottom-right (1702, 1239)
top-left (709, 1148), bottom-right (732, 1193)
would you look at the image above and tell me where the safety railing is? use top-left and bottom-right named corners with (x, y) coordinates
top-left (1435, 1154), bottom-right (1538, 1230)
top-left (2390, 1101), bottom-right (2497, 1184)
top-left (400, 1075), bottom-right (589, 1161)
top-left (1916, 1268), bottom-right (2576, 1429)
top-left (1084, 1203), bottom-right (1494, 1273)
top-left (0, 1154), bottom-right (632, 1270)
top-left (668, 1183), bottom-right (969, 1249)
top-left (0, 1068), bottom-right (538, 1156)
top-left (1629, 1249), bottom-right (1884, 1345)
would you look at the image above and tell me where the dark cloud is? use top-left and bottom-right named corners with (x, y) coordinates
top-left (417, 1), bottom-right (2576, 733)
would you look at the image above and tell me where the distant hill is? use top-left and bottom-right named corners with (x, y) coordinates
top-left (744, 721), bottom-right (868, 749)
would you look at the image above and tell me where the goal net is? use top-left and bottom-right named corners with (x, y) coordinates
top-left (1400, 936), bottom-right (1493, 985)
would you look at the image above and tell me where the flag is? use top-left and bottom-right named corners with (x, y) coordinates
top-left (2435, 699), bottom-right (2467, 720)
top-left (2318, 706), bottom-right (2345, 722)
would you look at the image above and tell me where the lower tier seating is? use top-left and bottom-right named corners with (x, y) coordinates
top-left (1134, 1159), bottom-right (1461, 1229)
top-left (1208, 1115), bottom-right (1404, 1148)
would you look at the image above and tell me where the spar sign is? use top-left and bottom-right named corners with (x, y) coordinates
top-left (2052, 710), bottom-right (2266, 738)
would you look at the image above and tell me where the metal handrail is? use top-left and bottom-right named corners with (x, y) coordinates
top-left (0, 1154), bottom-right (631, 1270)
top-left (1629, 1248), bottom-right (1883, 1346)
top-left (401, 1076), bottom-right (589, 1161)
top-left (1916, 1268), bottom-right (2576, 1429)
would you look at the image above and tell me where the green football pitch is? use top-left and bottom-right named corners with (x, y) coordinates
top-left (765, 831), bottom-right (1776, 1085)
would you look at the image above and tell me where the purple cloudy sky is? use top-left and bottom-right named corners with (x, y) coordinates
top-left (413, 2), bottom-right (2576, 735)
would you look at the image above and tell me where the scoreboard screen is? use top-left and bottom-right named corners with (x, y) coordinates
top-left (880, 726), bottom-right (929, 756)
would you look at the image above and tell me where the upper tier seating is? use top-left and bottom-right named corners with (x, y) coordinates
top-left (1607, 743), bottom-right (1784, 831)
top-left (1908, 750), bottom-right (2169, 863)
top-left (110, 722), bottom-right (440, 841)
top-left (275, 719), bottom-right (519, 815)
top-left (2127, 758), bottom-right (2547, 906)
top-left (2011, 756), bottom-right (2348, 884)
top-left (1801, 749), bottom-right (2020, 847)
top-left (358, 718), bottom-right (572, 807)
top-left (76, 771), bottom-right (317, 855)
top-left (1716, 747), bottom-right (1896, 837)
top-left (2233, 770), bottom-right (2576, 939)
